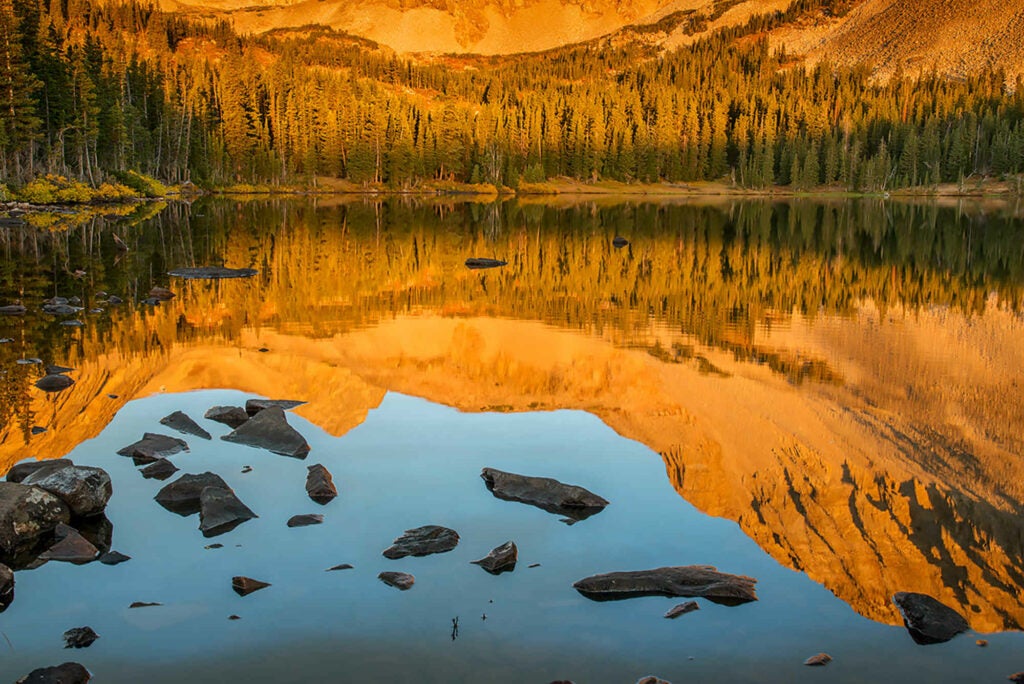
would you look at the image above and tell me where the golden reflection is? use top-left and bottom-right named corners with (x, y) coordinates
top-left (1, 197), bottom-right (1023, 633)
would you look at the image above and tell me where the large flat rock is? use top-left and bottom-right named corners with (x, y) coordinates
top-left (155, 473), bottom-right (230, 516)
top-left (382, 525), bottom-right (459, 559)
top-left (573, 566), bottom-right (758, 605)
top-left (892, 591), bottom-right (969, 644)
top-left (159, 411), bottom-right (212, 440)
top-left (481, 467), bottom-right (609, 522)
top-left (199, 487), bottom-right (257, 537)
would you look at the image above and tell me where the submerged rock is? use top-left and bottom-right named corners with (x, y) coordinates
top-left (15, 662), bottom-right (91, 683)
top-left (305, 464), bottom-right (337, 504)
top-left (664, 601), bottom-right (700, 619)
top-left (204, 406), bottom-right (249, 429)
top-left (0, 562), bottom-right (13, 612)
top-left (154, 472), bottom-right (230, 516)
top-left (24, 466), bottom-right (112, 517)
top-left (232, 576), bottom-right (271, 596)
top-left (286, 514), bottom-right (323, 528)
top-left (471, 541), bottom-right (518, 575)
top-left (7, 459), bottom-right (74, 484)
top-left (803, 653), bottom-right (832, 666)
top-left (892, 592), bottom-right (969, 645)
top-left (63, 627), bottom-right (99, 649)
top-left (481, 467), bottom-right (609, 522)
top-left (383, 525), bottom-right (460, 559)
top-left (117, 433), bottom-right (188, 460)
top-left (168, 266), bottom-right (258, 279)
top-left (159, 411), bottom-right (212, 440)
top-left (0, 482), bottom-right (70, 557)
top-left (573, 566), bottom-right (758, 605)
top-left (465, 257), bottom-right (507, 269)
top-left (148, 286), bottom-right (175, 301)
top-left (221, 406), bottom-right (310, 458)
top-left (98, 551), bottom-right (130, 566)
top-left (378, 571), bottom-right (415, 590)
top-left (199, 487), bottom-right (258, 537)
top-left (140, 459), bottom-right (179, 481)
top-left (39, 524), bottom-right (98, 564)
top-left (245, 398), bottom-right (306, 416)
top-left (35, 375), bottom-right (75, 393)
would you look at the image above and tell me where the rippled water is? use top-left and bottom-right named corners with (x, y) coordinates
top-left (0, 196), bottom-right (1023, 682)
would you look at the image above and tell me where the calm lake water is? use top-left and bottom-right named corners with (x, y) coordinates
top-left (0, 196), bottom-right (1023, 682)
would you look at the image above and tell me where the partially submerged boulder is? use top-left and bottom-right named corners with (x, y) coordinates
top-left (245, 398), bottom-right (306, 416)
top-left (573, 566), bottom-right (758, 605)
top-left (38, 524), bottom-right (98, 564)
top-left (481, 468), bottom-right (609, 522)
top-left (232, 576), bottom-right (270, 596)
top-left (378, 571), bottom-right (415, 590)
top-left (24, 466), bottom-right (112, 517)
top-left (383, 525), bottom-right (459, 559)
top-left (7, 459), bottom-right (74, 484)
top-left (204, 406), bottom-right (249, 429)
top-left (305, 464), bottom-right (337, 504)
top-left (286, 514), bottom-right (323, 528)
top-left (159, 411), bottom-right (212, 440)
top-left (16, 662), bottom-right (91, 684)
top-left (0, 482), bottom-right (71, 557)
top-left (221, 406), bottom-right (310, 458)
top-left (154, 472), bottom-right (230, 516)
top-left (35, 375), bottom-right (75, 393)
top-left (199, 487), bottom-right (258, 537)
top-left (63, 627), bottom-right (99, 649)
top-left (140, 459), bottom-right (179, 481)
top-left (117, 433), bottom-right (188, 461)
top-left (471, 541), bottom-right (517, 575)
top-left (892, 592), bottom-right (969, 645)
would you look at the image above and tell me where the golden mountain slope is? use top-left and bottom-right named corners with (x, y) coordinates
top-left (161, 0), bottom-right (1024, 78)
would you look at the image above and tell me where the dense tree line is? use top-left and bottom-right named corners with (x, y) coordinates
top-left (0, 0), bottom-right (1022, 189)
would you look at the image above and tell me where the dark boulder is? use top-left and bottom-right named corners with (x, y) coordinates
top-left (245, 398), bottom-right (306, 416)
top-left (383, 525), bottom-right (459, 559)
top-left (98, 551), bottom-right (130, 565)
top-left (7, 459), bottom-right (74, 483)
top-left (204, 406), bottom-right (249, 429)
top-left (287, 514), bottom-right (323, 528)
top-left (0, 562), bottom-right (13, 612)
top-left (39, 524), bottom-right (98, 564)
top-left (154, 472), bottom-right (230, 515)
top-left (664, 601), bottom-right (699, 618)
top-left (305, 464), bottom-right (337, 504)
top-left (892, 592), bottom-right (969, 645)
top-left (465, 258), bottom-right (507, 269)
top-left (573, 566), bottom-right (758, 605)
top-left (378, 571), bottom-right (415, 590)
top-left (159, 411), bottom-right (212, 440)
top-left (232, 576), bottom-right (270, 596)
top-left (35, 375), bottom-right (75, 393)
top-left (0, 482), bottom-right (70, 557)
top-left (199, 487), bottom-right (258, 537)
top-left (471, 541), bottom-right (517, 574)
top-left (15, 662), bottom-right (91, 683)
top-left (24, 466), bottom-right (112, 517)
top-left (62, 627), bottom-right (99, 649)
top-left (481, 468), bottom-right (609, 522)
top-left (168, 266), bottom-right (258, 279)
top-left (221, 406), bottom-right (310, 458)
top-left (117, 433), bottom-right (188, 460)
top-left (140, 459), bottom-right (179, 481)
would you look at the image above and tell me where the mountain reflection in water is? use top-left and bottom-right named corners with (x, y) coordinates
top-left (1, 196), bottom-right (1023, 634)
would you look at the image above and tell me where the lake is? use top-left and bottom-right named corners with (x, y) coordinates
top-left (0, 195), bottom-right (1023, 683)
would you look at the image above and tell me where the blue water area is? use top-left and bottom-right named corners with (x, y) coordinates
top-left (0, 391), bottom-right (1018, 683)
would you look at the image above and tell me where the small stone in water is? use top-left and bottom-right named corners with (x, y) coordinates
top-left (205, 543), bottom-right (224, 550)
top-left (31, 426), bottom-right (47, 435)
top-left (129, 601), bottom-right (162, 608)
top-left (528, 563), bottom-right (541, 568)
top-left (326, 564), bottom-right (353, 571)
top-left (98, 551), bottom-right (131, 565)
top-left (228, 615), bottom-right (241, 620)
top-left (804, 653), bottom-right (832, 667)
top-left (1009, 673), bottom-right (1024, 683)
top-left (664, 601), bottom-right (700, 619)
top-left (378, 571), bottom-right (415, 590)
top-left (287, 514), bottom-right (323, 528)
top-left (232, 576), bottom-right (271, 596)
top-left (63, 626), bottom-right (99, 649)
top-left (241, 466), bottom-right (252, 474)
top-left (107, 394), bottom-right (118, 399)
top-left (977, 639), bottom-right (989, 647)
